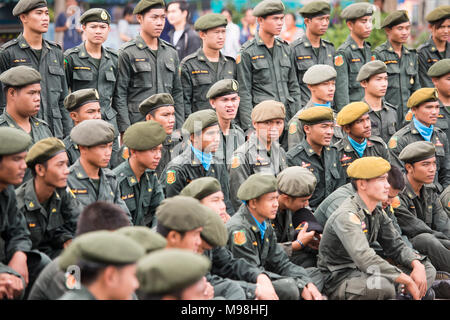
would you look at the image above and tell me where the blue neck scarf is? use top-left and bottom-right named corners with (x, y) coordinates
top-left (413, 116), bottom-right (434, 142)
top-left (313, 101), bottom-right (331, 108)
top-left (251, 214), bottom-right (267, 241)
top-left (348, 136), bottom-right (367, 158)
top-left (190, 145), bottom-right (212, 171)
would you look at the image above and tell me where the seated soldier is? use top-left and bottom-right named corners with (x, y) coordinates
top-left (440, 185), bottom-right (450, 218)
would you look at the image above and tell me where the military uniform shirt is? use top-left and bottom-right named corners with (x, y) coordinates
top-left (59, 285), bottom-right (96, 300)
top-left (417, 37), bottom-right (450, 87)
top-left (437, 101), bottom-right (450, 146)
top-left (365, 98), bottom-right (399, 143)
top-left (215, 123), bottom-right (245, 167)
top-left (439, 185), bottom-right (450, 218)
top-left (0, 111), bottom-right (53, 144)
top-left (62, 136), bottom-right (80, 167)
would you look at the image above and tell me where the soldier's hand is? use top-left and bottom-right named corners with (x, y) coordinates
top-left (203, 278), bottom-right (214, 300)
top-left (396, 273), bottom-right (421, 300)
top-left (297, 222), bottom-right (315, 247)
top-left (306, 283), bottom-right (323, 300)
top-left (63, 239), bottom-right (73, 249)
top-left (409, 261), bottom-right (427, 298)
top-left (8, 251), bottom-right (28, 285)
top-left (255, 274), bottom-right (279, 300)
top-left (0, 273), bottom-right (23, 299)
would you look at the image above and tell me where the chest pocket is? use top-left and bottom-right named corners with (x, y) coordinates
top-left (47, 211), bottom-right (65, 231)
top-left (252, 57), bottom-right (270, 84)
top-left (386, 61), bottom-right (400, 89)
top-left (105, 70), bottom-right (116, 82)
top-left (131, 60), bottom-right (152, 88)
top-left (348, 58), bottom-right (364, 88)
top-left (406, 63), bottom-right (417, 88)
top-left (48, 65), bottom-right (65, 91)
top-left (24, 213), bottom-right (43, 247)
top-left (280, 56), bottom-right (292, 82)
top-left (190, 70), bottom-right (213, 86)
top-left (73, 68), bottom-right (94, 82)
top-left (163, 60), bottom-right (176, 91)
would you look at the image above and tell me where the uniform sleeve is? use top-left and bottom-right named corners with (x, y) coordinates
top-left (333, 50), bottom-right (350, 111)
top-left (110, 177), bottom-right (133, 224)
top-left (211, 246), bottom-right (261, 283)
top-left (438, 135), bottom-right (450, 190)
top-left (418, 50), bottom-right (434, 88)
top-left (170, 53), bottom-right (185, 129)
top-left (161, 165), bottom-right (187, 198)
top-left (145, 177), bottom-right (164, 227)
top-left (180, 61), bottom-right (193, 119)
top-left (58, 51), bottom-right (72, 138)
top-left (236, 50), bottom-right (254, 131)
top-left (63, 52), bottom-right (73, 91)
top-left (112, 49), bottom-right (132, 133)
top-left (432, 197), bottom-right (450, 238)
top-left (287, 48), bottom-right (302, 119)
top-left (0, 48), bottom-right (10, 111)
top-left (229, 152), bottom-right (250, 211)
top-left (287, 120), bottom-right (303, 151)
top-left (51, 189), bottom-right (83, 247)
top-left (226, 226), bottom-right (261, 267)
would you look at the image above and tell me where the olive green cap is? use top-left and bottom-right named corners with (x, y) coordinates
top-left (115, 226), bottom-right (167, 254)
top-left (80, 8), bottom-right (111, 25)
top-left (399, 141), bottom-right (436, 164)
top-left (298, 106), bottom-right (334, 125)
top-left (201, 206), bottom-right (228, 247)
top-left (337, 102), bottom-right (370, 126)
top-left (347, 156), bottom-right (391, 179)
top-left (123, 120), bottom-right (166, 151)
top-left (70, 119), bottom-right (115, 147)
top-left (381, 10), bottom-right (410, 28)
top-left (426, 5), bottom-right (450, 23)
top-left (180, 177), bottom-right (222, 200)
top-left (137, 248), bottom-right (211, 295)
top-left (237, 173), bottom-right (277, 201)
top-left (407, 88), bottom-right (439, 109)
top-left (299, 1), bottom-right (330, 18)
top-left (0, 127), bottom-right (32, 156)
top-left (194, 13), bottom-right (227, 31)
top-left (133, 0), bottom-right (165, 15)
top-left (356, 60), bottom-right (387, 82)
top-left (253, 0), bottom-right (285, 17)
top-left (206, 79), bottom-right (239, 99)
top-left (182, 109), bottom-right (218, 135)
top-left (25, 137), bottom-right (66, 167)
top-left (13, 0), bottom-right (47, 16)
top-left (139, 93), bottom-right (174, 116)
top-left (64, 88), bottom-right (100, 112)
top-left (59, 231), bottom-right (145, 271)
top-left (341, 2), bottom-right (374, 20)
top-left (251, 100), bottom-right (286, 123)
top-left (156, 196), bottom-right (208, 232)
top-left (427, 59), bottom-right (450, 78)
top-left (0, 65), bottom-right (41, 87)
top-left (303, 64), bottom-right (337, 85)
top-left (277, 166), bottom-right (317, 197)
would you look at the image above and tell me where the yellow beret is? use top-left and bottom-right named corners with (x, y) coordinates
top-left (298, 106), bottom-right (334, 125)
top-left (251, 100), bottom-right (285, 123)
top-left (347, 156), bottom-right (391, 179)
top-left (337, 102), bottom-right (370, 126)
top-left (407, 88), bottom-right (439, 108)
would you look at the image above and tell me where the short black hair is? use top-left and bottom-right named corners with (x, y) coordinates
top-left (167, 1), bottom-right (189, 13)
top-left (431, 17), bottom-right (449, 28)
top-left (351, 178), bottom-right (358, 191)
top-left (29, 160), bottom-right (48, 178)
top-left (156, 223), bottom-right (186, 239)
top-left (77, 259), bottom-right (129, 286)
top-left (387, 165), bottom-right (405, 191)
top-left (221, 8), bottom-right (232, 17)
top-left (123, 6), bottom-right (133, 17)
top-left (137, 288), bottom-right (183, 300)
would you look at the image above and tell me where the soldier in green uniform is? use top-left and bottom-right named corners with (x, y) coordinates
top-left (318, 157), bottom-right (437, 300)
top-left (66, 119), bottom-right (131, 219)
top-left (180, 13), bottom-right (236, 117)
top-left (58, 231), bottom-right (145, 300)
top-left (374, 10), bottom-right (420, 124)
top-left (113, 121), bottom-right (166, 227)
top-left (286, 106), bottom-right (345, 210)
top-left (335, 102), bottom-right (391, 181)
top-left (0, 0), bottom-right (71, 139)
top-left (358, 60), bottom-right (399, 143)
top-left (388, 88), bottom-right (450, 191)
top-left (334, 2), bottom-right (374, 110)
top-left (112, 0), bottom-right (184, 134)
top-left (393, 141), bottom-right (450, 273)
top-left (418, 5), bottom-right (450, 88)
top-left (440, 185), bottom-right (450, 218)
top-left (15, 138), bottom-right (82, 259)
top-left (292, 1), bottom-right (335, 106)
top-left (236, 0), bottom-right (301, 131)
top-left (229, 101), bottom-right (287, 211)
top-left (227, 173), bottom-right (324, 300)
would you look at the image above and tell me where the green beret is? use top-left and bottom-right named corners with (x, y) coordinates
top-left (341, 2), bottom-right (374, 20)
top-left (133, 0), bottom-right (165, 15)
top-left (182, 109), bottom-right (218, 135)
top-left (156, 196), bottom-right (207, 232)
top-left (253, 0), bottom-right (285, 17)
top-left (251, 100), bottom-right (286, 123)
top-left (0, 65), bottom-right (41, 87)
top-left (80, 8), bottom-right (111, 25)
top-left (180, 177), bottom-right (222, 200)
top-left (70, 119), bottom-right (115, 147)
top-left (115, 226), bottom-right (167, 254)
top-left (64, 88), bottom-right (99, 112)
top-left (426, 5), bottom-right (450, 23)
top-left (298, 106), bottom-right (334, 125)
top-left (25, 137), bottom-right (66, 166)
top-left (407, 88), bottom-right (439, 108)
top-left (139, 93), bottom-right (174, 116)
top-left (123, 120), bottom-right (166, 151)
top-left (303, 64), bottom-right (337, 85)
top-left (347, 156), bottom-right (391, 179)
top-left (13, 0), bottom-right (47, 16)
top-left (59, 231), bottom-right (145, 271)
top-left (0, 127), bottom-right (32, 156)
top-left (356, 60), bottom-right (387, 82)
top-left (237, 173), bottom-right (277, 201)
top-left (299, 1), bottom-right (330, 18)
top-left (206, 79), bottom-right (239, 99)
top-left (277, 166), bottom-right (317, 197)
top-left (399, 141), bottom-right (436, 164)
top-left (201, 206), bottom-right (228, 247)
top-left (137, 249), bottom-right (210, 295)
top-left (337, 102), bottom-right (370, 126)
top-left (427, 59), bottom-right (450, 78)
top-left (381, 10), bottom-right (410, 28)
top-left (194, 13), bottom-right (227, 31)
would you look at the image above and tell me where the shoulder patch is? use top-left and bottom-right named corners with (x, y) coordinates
top-left (289, 122), bottom-right (298, 134)
top-left (231, 155), bottom-right (240, 169)
top-left (391, 196), bottom-right (401, 209)
top-left (334, 55), bottom-right (344, 67)
top-left (349, 213), bottom-right (361, 224)
top-left (233, 230), bottom-right (247, 246)
top-left (236, 53), bottom-right (241, 64)
top-left (388, 136), bottom-right (398, 149)
top-left (166, 170), bottom-right (176, 184)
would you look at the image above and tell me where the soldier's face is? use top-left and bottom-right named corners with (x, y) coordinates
top-left (210, 93), bottom-right (240, 121)
top-left (305, 14), bottom-right (330, 36)
top-left (251, 191), bottom-right (279, 221)
top-left (363, 73), bottom-right (388, 98)
top-left (166, 3), bottom-right (186, 26)
top-left (346, 114), bottom-right (371, 140)
top-left (38, 152), bottom-right (70, 189)
top-left (83, 142), bottom-right (113, 168)
top-left (71, 102), bottom-right (102, 125)
top-left (132, 145), bottom-right (162, 170)
top-left (381, 186), bottom-right (400, 209)
top-left (254, 119), bottom-right (285, 144)
top-left (284, 194), bottom-right (312, 212)
top-left (259, 14), bottom-right (285, 36)
top-left (107, 264), bottom-right (139, 300)
top-left (407, 157), bottom-right (437, 185)
top-left (431, 19), bottom-right (450, 42)
top-left (431, 74), bottom-right (450, 99)
top-left (21, 7), bottom-right (49, 34)
top-left (171, 227), bottom-right (203, 252)
top-left (363, 173), bottom-right (390, 202)
top-left (193, 125), bottom-right (221, 153)
top-left (309, 80), bottom-right (335, 103)
top-left (138, 9), bottom-right (166, 38)
top-left (147, 106), bottom-right (175, 134)
top-left (386, 21), bottom-right (411, 44)
top-left (181, 276), bottom-right (209, 300)
top-left (83, 22), bottom-right (110, 45)
top-left (413, 101), bottom-right (440, 126)
top-left (12, 83), bottom-right (41, 117)
top-left (201, 27), bottom-right (226, 50)
top-left (304, 122), bottom-right (334, 146)
top-left (348, 16), bottom-right (372, 39)
top-left (0, 151), bottom-right (27, 187)
top-left (200, 191), bottom-right (229, 224)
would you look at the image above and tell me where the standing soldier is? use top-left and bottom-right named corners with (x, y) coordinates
top-left (113, 0), bottom-right (184, 135)
top-left (236, 0), bottom-right (301, 131)
top-left (0, 0), bottom-right (71, 139)
top-left (373, 10), bottom-right (420, 124)
top-left (334, 2), bottom-right (374, 111)
top-left (418, 5), bottom-right (450, 88)
top-left (292, 1), bottom-right (335, 106)
top-left (180, 13), bottom-right (236, 117)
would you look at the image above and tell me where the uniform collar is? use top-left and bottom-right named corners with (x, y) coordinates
top-left (386, 40), bottom-right (410, 54)
top-left (242, 205), bottom-right (266, 237)
top-left (17, 33), bottom-right (51, 50)
top-left (254, 32), bottom-right (282, 48)
top-left (2, 111), bottom-right (41, 130)
top-left (122, 160), bottom-right (150, 187)
top-left (71, 158), bottom-right (106, 181)
top-left (78, 42), bottom-right (110, 60)
top-left (342, 135), bottom-right (373, 152)
top-left (353, 192), bottom-right (375, 217)
top-left (347, 35), bottom-right (369, 51)
top-left (197, 48), bottom-right (226, 62)
top-left (301, 139), bottom-right (331, 156)
top-left (23, 178), bottom-right (60, 212)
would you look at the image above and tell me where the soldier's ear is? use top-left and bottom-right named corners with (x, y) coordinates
top-left (145, 114), bottom-right (153, 121)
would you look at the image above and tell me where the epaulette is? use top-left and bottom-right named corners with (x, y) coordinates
top-left (369, 135), bottom-right (386, 145)
top-left (0, 38), bottom-right (18, 50)
top-left (322, 38), bottom-right (334, 46)
top-left (275, 37), bottom-right (289, 46)
top-left (103, 168), bottom-right (116, 177)
top-left (45, 39), bottom-right (62, 50)
top-left (240, 38), bottom-right (256, 51)
top-left (224, 55), bottom-right (236, 62)
top-left (105, 46), bottom-right (118, 56)
top-left (64, 46), bottom-right (80, 56)
top-left (180, 51), bottom-right (198, 64)
top-left (417, 42), bottom-right (430, 51)
top-left (384, 100), bottom-right (398, 110)
top-left (120, 39), bottom-right (137, 51)
top-left (159, 38), bottom-right (176, 50)
top-left (0, 117), bottom-right (7, 126)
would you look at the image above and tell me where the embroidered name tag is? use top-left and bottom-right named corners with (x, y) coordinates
top-left (70, 188), bottom-right (88, 194)
top-left (12, 58), bottom-right (28, 63)
top-left (121, 193), bottom-right (135, 200)
top-left (351, 58), bottom-right (361, 63)
top-left (384, 60), bottom-right (398, 64)
top-left (73, 66), bottom-right (91, 70)
top-left (135, 58), bottom-right (148, 62)
top-left (251, 55), bottom-right (265, 60)
top-left (297, 55), bottom-right (312, 60)
top-left (191, 70), bottom-right (209, 75)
